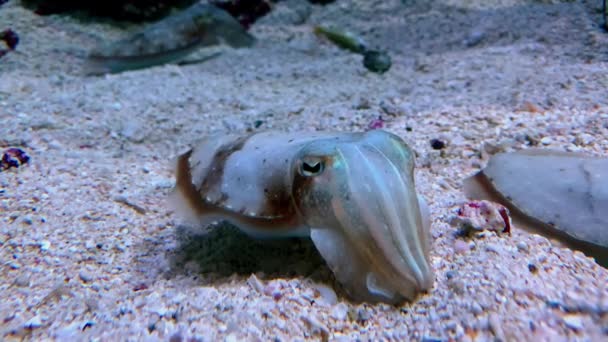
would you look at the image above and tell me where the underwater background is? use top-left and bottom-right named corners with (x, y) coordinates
top-left (1, 0), bottom-right (607, 340)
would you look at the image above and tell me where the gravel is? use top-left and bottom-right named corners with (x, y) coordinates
top-left (1, 0), bottom-right (607, 340)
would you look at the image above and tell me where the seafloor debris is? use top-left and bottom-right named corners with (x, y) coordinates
top-left (367, 116), bottom-right (384, 130)
top-left (209, 0), bottom-right (272, 29)
top-left (314, 25), bottom-right (392, 74)
top-left (464, 149), bottom-right (608, 266)
top-left (362, 50), bottom-right (391, 74)
top-left (0, 29), bottom-right (19, 58)
top-left (430, 138), bottom-right (446, 150)
top-left (173, 130), bottom-right (433, 303)
top-left (1, 148), bottom-right (30, 171)
top-left (85, 3), bottom-right (255, 75)
top-left (450, 200), bottom-right (511, 236)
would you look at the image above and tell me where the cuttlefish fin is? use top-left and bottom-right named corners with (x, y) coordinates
top-left (310, 228), bottom-right (399, 303)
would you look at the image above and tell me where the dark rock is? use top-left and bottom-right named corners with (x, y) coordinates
top-left (363, 50), bottom-right (391, 74)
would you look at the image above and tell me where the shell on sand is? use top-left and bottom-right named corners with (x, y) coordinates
top-left (464, 149), bottom-right (608, 266)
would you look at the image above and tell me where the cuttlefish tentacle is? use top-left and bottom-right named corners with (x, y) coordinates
top-left (174, 130), bottom-right (433, 303)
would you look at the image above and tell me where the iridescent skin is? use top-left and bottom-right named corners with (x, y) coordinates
top-left (174, 130), bottom-right (433, 303)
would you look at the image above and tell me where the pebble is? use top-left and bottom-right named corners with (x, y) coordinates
top-left (563, 314), bottom-right (583, 331)
top-left (79, 271), bottom-right (94, 283)
top-left (301, 314), bottom-right (329, 338)
top-left (13, 274), bottom-right (30, 287)
top-left (263, 282), bottom-right (282, 300)
top-left (453, 239), bottom-right (471, 254)
top-left (39, 240), bottom-right (51, 251)
top-left (24, 315), bottom-right (43, 329)
top-left (485, 243), bottom-right (501, 254)
top-left (313, 283), bottom-right (338, 306)
top-left (224, 333), bottom-right (238, 342)
top-left (540, 136), bottom-right (553, 145)
top-left (574, 133), bottom-right (595, 146)
top-left (247, 274), bottom-right (264, 294)
top-left (516, 241), bottom-right (529, 253)
top-left (447, 277), bottom-right (466, 295)
top-left (470, 302), bottom-right (483, 315)
top-left (330, 303), bottom-right (349, 321)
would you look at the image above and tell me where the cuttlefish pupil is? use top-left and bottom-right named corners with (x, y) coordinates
top-left (300, 160), bottom-right (324, 176)
top-left (173, 130), bottom-right (434, 304)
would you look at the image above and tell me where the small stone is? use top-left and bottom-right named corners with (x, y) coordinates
top-left (540, 136), bottom-right (553, 145)
top-left (488, 313), bottom-right (506, 341)
top-left (453, 239), bottom-right (470, 254)
top-left (313, 283), bottom-right (338, 306)
top-left (355, 307), bottom-right (371, 323)
top-left (247, 274), bottom-right (264, 294)
top-left (169, 331), bottom-right (183, 342)
top-left (447, 277), bottom-right (466, 295)
top-left (470, 302), bottom-right (483, 315)
top-left (516, 241), bottom-right (529, 253)
top-left (85, 240), bottom-right (96, 250)
top-left (24, 315), bottom-right (43, 329)
top-left (363, 50), bottom-right (391, 74)
top-left (574, 133), bottom-right (595, 146)
top-left (13, 274), bottom-right (30, 287)
top-left (79, 271), bottom-right (94, 283)
top-left (224, 333), bottom-right (238, 342)
top-left (421, 337), bottom-right (443, 342)
top-left (253, 120), bottom-right (264, 128)
top-left (563, 314), bottom-right (583, 331)
top-left (430, 138), bottom-right (446, 150)
top-left (330, 303), bottom-right (349, 321)
top-left (485, 243), bottom-right (501, 254)
top-left (301, 314), bottom-right (329, 339)
top-left (264, 282), bottom-right (282, 300)
top-left (39, 240), bottom-right (51, 251)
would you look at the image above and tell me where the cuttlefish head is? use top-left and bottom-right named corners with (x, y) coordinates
top-left (291, 130), bottom-right (434, 304)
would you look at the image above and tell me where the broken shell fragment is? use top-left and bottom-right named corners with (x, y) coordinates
top-left (1, 148), bottom-right (30, 171)
top-left (464, 149), bottom-right (608, 266)
top-left (451, 200), bottom-right (511, 236)
top-left (173, 130), bottom-right (434, 303)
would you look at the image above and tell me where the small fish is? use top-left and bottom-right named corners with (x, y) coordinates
top-left (173, 130), bottom-right (434, 303)
top-left (85, 3), bottom-right (255, 75)
top-left (314, 25), bottom-right (367, 54)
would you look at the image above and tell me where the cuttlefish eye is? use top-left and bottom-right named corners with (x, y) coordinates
top-left (299, 159), bottom-right (324, 177)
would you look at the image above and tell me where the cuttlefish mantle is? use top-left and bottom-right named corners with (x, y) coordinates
top-left (173, 130), bottom-right (434, 303)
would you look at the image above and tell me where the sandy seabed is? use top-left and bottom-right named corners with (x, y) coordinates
top-left (1, 0), bottom-right (608, 340)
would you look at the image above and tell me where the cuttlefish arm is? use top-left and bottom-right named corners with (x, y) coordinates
top-left (173, 130), bottom-right (433, 303)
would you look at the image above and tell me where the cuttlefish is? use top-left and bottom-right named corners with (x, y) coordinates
top-left (85, 3), bottom-right (254, 75)
top-left (465, 149), bottom-right (608, 266)
top-left (173, 130), bottom-right (434, 303)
